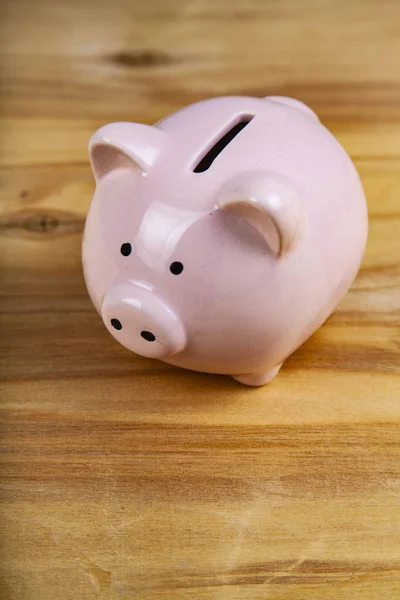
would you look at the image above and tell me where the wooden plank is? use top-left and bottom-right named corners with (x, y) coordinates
top-left (1, 0), bottom-right (400, 598)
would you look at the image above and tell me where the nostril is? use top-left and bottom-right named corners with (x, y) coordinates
top-left (141, 330), bottom-right (156, 342)
top-left (111, 318), bottom-right (122, 330)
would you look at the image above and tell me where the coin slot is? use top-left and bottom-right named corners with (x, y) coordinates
top-left (193, 115), bottom-right (254, 173)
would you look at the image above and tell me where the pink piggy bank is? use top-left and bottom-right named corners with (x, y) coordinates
top-left (82, 96), bottom-right (368, 386)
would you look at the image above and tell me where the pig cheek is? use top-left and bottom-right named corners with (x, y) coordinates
top-left (97, 169), bottom-right (144, 265)
top-left (83, 200), bottom-right (118, 315)
top-left (170, 213), bottom-right (267, 339)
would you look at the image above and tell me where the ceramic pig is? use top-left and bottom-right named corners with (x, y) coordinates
top-left (82, 96), bottom-right (368, 386)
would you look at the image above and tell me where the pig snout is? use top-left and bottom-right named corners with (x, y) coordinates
top-left (101, 281), bottom-right (186, 359)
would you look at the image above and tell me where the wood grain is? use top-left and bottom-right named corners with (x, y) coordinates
top-left (1, 0), bottom-right (400, 598)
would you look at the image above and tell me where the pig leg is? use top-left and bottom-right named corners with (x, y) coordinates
top-left (232, 364), bottom-right (282, 386)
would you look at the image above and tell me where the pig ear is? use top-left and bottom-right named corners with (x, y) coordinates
top-left (217, 172), bottom-right (305, 257)
top-left (89, 122), bottom-right (167, 181)
top-left (265, 96), bottom-right (319, 121)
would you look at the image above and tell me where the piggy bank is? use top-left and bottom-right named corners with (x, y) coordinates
top-left (82, 96), bottom-right (368, 386)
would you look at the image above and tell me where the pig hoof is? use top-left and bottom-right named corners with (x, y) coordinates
top-left (232, 364), bottom-right (282, 387)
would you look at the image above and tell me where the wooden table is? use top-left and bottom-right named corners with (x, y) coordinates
top-left (1, 1), bottom-right (400, 598)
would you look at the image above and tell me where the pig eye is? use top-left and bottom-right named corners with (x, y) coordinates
top-left (120, 243), bottom-right (132, 256)
top-left (170, 261), bottom-right (184, 275)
